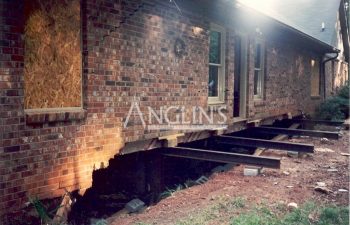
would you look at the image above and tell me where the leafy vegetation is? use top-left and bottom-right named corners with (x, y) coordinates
top-left (29, 196), bottom-right (52, 224)
top-left (27, 195), bottom-right (71, 225)
top-left (316, 82), bottom-right (349, 120)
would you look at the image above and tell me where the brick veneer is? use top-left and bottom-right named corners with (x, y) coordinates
top-left (0, 0), bottom-right (338, 219)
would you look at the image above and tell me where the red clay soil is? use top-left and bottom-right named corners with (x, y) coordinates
top-left (109, 129), bottom-right (349, 225)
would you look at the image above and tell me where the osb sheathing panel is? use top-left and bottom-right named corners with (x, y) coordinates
top-left (24, 0), bottom-right (82, 109)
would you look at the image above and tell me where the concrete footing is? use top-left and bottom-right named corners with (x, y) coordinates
top-left (243, 166), bottom-right (262, 176)
top-left (287, 151), bottom-right (299, 158)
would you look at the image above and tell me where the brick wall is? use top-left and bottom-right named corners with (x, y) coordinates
top-left (248, 39), bottom-right (323, 119)
top-left (325, 61), bottom-right (334, 98)
top-left (0, 0), bottom-right (334, 220)
top-left (332, 60), bottom-right (349, 92)
top-left (0, 0), bottom-right (26, 215)
top-left (1, 0), bottom-right (125, 219)
top-left (324, 60), bottom-right (349, 98)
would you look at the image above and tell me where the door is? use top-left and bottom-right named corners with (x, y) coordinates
top-left (233, 35), bottom-right (247, 118)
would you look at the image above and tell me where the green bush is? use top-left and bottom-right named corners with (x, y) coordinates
top-left (337, 82), bottom-right (350, 99)
top-left (316, 97), bottom-right (348, 120)
top-left (316, 83), bottom-right (349, 120)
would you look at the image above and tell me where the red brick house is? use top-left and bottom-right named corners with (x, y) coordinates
top-left (0, 0), bottom-right (349, 220)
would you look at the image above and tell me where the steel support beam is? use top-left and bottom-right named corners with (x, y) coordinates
top-left (162, 147), bottom-right (280, 169)
top-left (290, 119), bottom-right (344, 126)
top-left (253, 126), bottom-right (339, 139)
top-left (215, 135), bottom-right (314, 153)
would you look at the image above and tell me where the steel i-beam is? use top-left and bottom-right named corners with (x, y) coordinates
top-left (215, 135), bottom-right (314, 153)
top-left (253, 126), bottom-right (339, 139)
top-left (162, 147), bottom-right (281, 169)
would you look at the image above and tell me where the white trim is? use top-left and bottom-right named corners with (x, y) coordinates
top-left (208, 23), bottom-right (226, 104)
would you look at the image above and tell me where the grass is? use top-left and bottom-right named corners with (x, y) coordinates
top-left (174, 196), bottom-right (247, 225)
top-left (159, 184), bottom-right (187, 199)
top-left (174, 200), bottom-right (348, 225)
top-left (134, 197), bottom-right (349, 225)
top-left (232, 197), bottom-right (246, 208)
top-left (231, 202), bottom-right (349, 225)
top-left (212, 196), bottom-right (246, 213)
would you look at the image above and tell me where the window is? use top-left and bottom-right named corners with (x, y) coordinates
top-left (208, 24), bottom-right (226, 103)
top-left (310, 59), bottom-right (320, 96)
top-left (253, 40), bottom-right (265, 99)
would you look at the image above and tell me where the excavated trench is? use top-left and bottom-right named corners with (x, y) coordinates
top-left (68, 149), bottom-right (226, 224)
top-left (68, 119), bottom-right (293, 224)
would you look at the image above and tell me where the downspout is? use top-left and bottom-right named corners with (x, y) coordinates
top-left (322, 51), bottom-right (339, 99)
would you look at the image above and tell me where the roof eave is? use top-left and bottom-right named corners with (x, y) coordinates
top-left (277, 19), bottom-right (340, 54)
top-left (236, 1), bottom-right (340, 54)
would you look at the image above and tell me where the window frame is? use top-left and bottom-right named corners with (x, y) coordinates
top-left (253, 39), bottom-right (265, 99)
top-left (208, 23), bottom-right (226, 104)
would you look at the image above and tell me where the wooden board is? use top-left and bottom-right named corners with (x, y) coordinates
top-left (254, 123), bottom-right (300, 156)
top-left (24, 0), bottom-right (82, 109)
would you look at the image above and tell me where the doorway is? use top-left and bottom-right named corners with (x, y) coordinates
top-left (233, 35), bottom-right (248, 118)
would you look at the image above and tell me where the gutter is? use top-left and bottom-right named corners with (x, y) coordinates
top-left (322, 51), bottom-right (340, 99)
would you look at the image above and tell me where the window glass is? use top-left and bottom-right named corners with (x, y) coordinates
top-left (209, 65), bottom-right (219, 97)
top-left (209, 31), bottom-right (221, 64)
top-left (254, 70), bottom-right (259, 95)
top-left (254, 41), bottom-right (264, 98)
top-left (208, 25), bottom-right (225, 103)
top-left (254, 44), bottom-right (261, 68)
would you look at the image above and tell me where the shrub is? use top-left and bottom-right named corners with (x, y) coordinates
top-left (316, 97), bottom-right (348, 120)
top-left (337, 82), bottom-right (350, 99)
top-left (316, 82), bottom-right (349, 120)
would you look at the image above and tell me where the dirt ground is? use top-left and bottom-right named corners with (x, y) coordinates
top-left (109, 129), bottom-right (349, 225)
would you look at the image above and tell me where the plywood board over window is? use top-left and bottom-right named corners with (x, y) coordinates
top-left (310, 59), bottom-right (320, 97)
top-left (24, 0), bottom-right (82, 109)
